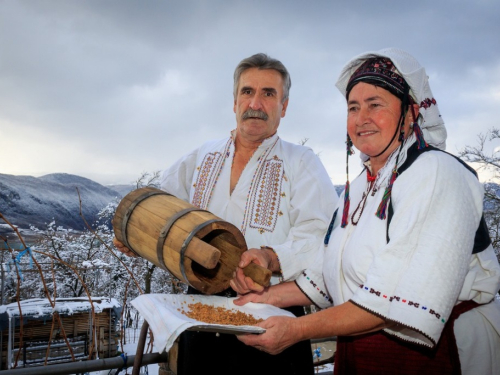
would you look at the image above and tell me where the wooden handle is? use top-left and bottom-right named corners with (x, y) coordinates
top-left (242, 262), bottom-right (272, 287)
top-left (184, 237), bottom-right (221, 269)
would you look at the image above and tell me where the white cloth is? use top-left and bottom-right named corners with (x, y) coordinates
top-left (296, 143), bottom-right (500, 371)
top-left (161, 130), bottom-right (338, 284)
top-left (131, 294), bottom-right (296, 353)
top-left (455, 298), bottom-right (500, 375)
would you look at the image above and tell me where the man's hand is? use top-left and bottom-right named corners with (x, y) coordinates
top-left (233, 287), bottom-right (272, 306)
top-left (112, 237), bottom-right (138, 258)
top-left (230, 248), bottom-right (274, 294)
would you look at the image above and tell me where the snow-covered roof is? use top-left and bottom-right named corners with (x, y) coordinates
top-left (0, 297), bottom-right (122, 330)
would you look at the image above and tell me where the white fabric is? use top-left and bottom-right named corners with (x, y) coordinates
top-left (161, 130), bottom-right (338, 284)
top-left (454, 298), bottom-right (500, 375)
top-left (296, 144), bottom-right (500, 370)
top-left (335, 47), bottom-right (447, 152)
top-left (131, 294), bottom-right (296, 353)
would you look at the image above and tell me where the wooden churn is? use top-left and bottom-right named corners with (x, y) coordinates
top-left (112, 187), bottom-right (272, 295)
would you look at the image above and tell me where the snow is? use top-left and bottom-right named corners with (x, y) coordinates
top-left (0, 172), bottom-right (125, 231)
top-left (82, 259), bottom-right (111, 268)
top-left (0, 296), bottom-right (121, 318)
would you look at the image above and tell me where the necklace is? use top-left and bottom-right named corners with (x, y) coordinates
top-left (351, 170), bottom-right (376, 225)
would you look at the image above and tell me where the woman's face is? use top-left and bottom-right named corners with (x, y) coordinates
top-left (347, 82), bottom-right (407, 160)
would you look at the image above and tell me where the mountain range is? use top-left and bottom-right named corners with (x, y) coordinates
top-left (3, 171), bottom-right (498, 236)
top-left (0, 172), bottom-right (348, 236)
top-left (0, 173), bottom-right (135, 233)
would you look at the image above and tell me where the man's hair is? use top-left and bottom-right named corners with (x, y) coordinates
top-left (233, 53), bottom-right (291, 103)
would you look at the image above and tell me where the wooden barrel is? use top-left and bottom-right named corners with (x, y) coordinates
top-left (112, 187), bottom-right (271, 295)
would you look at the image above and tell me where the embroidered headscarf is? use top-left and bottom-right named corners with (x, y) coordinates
top-left (335, 48), bottom-right (447, 226)
top-left (346, 57), bottom-right (407, 101)
top-left (337, 48), bottom-right (446, 150)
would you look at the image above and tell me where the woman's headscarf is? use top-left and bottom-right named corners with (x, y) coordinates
top-left (335, 48), bottom-right (447, 226)
top-left (336, 47), bottom-right (447, 151)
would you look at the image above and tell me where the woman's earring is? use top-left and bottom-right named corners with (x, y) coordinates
top-left (346, 134), bottom-right (354, 156)
top-left (412, 122), bottom-right (428, 150)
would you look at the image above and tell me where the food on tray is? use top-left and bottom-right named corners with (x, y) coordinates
top-left (179, 302), bottom-right (264, 326)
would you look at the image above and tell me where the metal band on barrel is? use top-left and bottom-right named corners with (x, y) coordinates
top-left (156, 207), bottom-right (207, 270)
top-left (179, 219), bottom-right (220, 288)
top-left (121, 189), bottom-right (171, 256)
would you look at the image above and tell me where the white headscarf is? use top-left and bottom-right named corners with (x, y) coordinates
top-left (335, 48), bottom-right (447, 151)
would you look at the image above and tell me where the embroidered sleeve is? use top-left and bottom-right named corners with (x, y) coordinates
top-left (160, 148), bottom-right (200, 201)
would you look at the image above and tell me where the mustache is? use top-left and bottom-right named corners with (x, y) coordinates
top-left (242, 109), bottom-right (268, 121)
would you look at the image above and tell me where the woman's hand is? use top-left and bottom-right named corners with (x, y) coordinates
top-left (237, 316), bottom-right (301, 355)
top-left (238, 301), bottom-right (389, 356)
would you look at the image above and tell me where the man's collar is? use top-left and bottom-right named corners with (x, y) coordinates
top-left (230, 129), bottom-right (279, 148)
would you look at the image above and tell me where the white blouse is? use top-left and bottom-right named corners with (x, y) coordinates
top-left (297, 140), bottom-right (500, 349)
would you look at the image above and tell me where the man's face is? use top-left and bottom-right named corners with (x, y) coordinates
top-left (233, 68), bottom-right (288, 143)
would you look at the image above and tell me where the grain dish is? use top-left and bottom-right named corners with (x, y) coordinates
top-left (180, 302), bottom-right (264, 326)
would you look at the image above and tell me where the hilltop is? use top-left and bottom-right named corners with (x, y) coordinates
top-left (0, 173), bottom-right (134, 232)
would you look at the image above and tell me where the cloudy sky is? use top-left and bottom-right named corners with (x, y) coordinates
top-left (1, 0), bottom-right (499, 186)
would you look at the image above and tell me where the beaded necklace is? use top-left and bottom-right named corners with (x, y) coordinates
top-left (351, 170), bottom-right (377, 225)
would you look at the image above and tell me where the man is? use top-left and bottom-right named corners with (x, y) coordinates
top-left (116, 53), bottom-right (337, 375)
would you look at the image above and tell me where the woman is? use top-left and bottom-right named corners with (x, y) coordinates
top-left (233, 48), bottom-right (500, 374)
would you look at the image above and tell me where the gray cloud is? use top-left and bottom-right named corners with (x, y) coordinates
top-left (1, 0), bottom-right (499, 185)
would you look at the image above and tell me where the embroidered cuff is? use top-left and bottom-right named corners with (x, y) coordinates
top-left (351, 284), bottom-right (443, 348)
top-left (295, 270), bottom-right (332, 309)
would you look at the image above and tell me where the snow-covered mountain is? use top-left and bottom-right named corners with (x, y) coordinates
top-left (0, 171), bottom-right (348, 233)
top-left (0, 173), bottom-right (134, 231)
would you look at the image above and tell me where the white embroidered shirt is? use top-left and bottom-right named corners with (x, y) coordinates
top-left (161, 131), bottom-right (338, 284)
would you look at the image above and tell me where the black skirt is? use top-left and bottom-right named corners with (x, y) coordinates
top-left (176, 287), bottom-right (314, 375)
